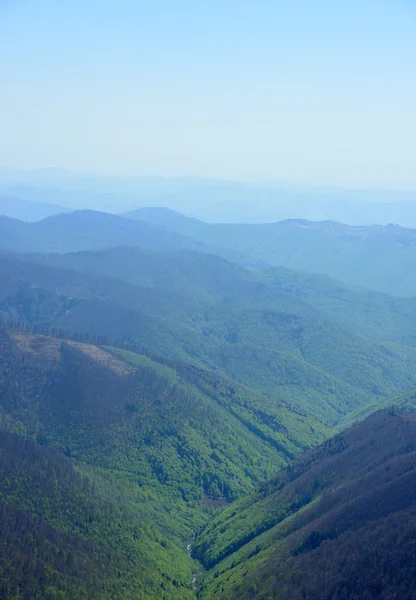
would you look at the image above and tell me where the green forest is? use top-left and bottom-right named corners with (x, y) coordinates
top-left (0, 209), bottom-right (416, 599)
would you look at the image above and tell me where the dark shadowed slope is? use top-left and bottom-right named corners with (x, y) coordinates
top-left (194, 409), bottom-right (416, 600)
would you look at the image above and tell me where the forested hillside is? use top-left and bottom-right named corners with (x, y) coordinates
top-left (0, 325), bottom-right (336, 597)
top-left (1, 210), bottom-right (416, 599)
top-left (194, 410), bottom-right (416, 599)
top-left (1, 328), bottom-right (328, 502)
top-left (2, 249), bottom-right (416, 425)
top-left (126, 208), bottom-right (416, 296)
top-left (341, 383), bottom-right (416, 427)
top-left (3, 0), bottom-right (415, 596)
top-left (5, 208), bottom-right (416, 297)
top-left (0, 430), bottom-right (195, 600)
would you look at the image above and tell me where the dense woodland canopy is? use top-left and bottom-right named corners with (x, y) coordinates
top-left (195, 410), bottom-right (416, 599)
top-left (0, 208), bottom-right (416, 598)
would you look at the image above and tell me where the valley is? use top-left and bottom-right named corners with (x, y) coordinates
top-left (0, 208), bottom-right (415, 598)
top-left (3, 2), bottom-right (415, 595)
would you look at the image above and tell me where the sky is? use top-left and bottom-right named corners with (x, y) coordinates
top-left (1, 0), bottom-right (415, 188)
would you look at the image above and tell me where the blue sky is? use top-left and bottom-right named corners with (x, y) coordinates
top-left (1, 0), bottom-right (415, 187)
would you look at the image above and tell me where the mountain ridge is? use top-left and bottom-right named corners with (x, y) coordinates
top-left (0, 195), bottom-right (70, 221)
top-left (194, 409), bottom-right (416, 599)
top-left (125, 208), bottom-right (416, 295)
top-left (3, 249), bottom-right (416, 425)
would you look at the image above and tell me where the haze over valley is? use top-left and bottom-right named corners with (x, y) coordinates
top-left (1, 0), bottom-right (416, 598)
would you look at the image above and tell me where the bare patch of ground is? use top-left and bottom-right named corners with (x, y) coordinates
top-left (9, 330), bottom-right (133, 376)
top-left (66, 341), bottom-right (133, 375)
top-left (9, 330), bottom-right (62, 361)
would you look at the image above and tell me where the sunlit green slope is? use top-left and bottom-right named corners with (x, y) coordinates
top-left (0, 326), bottom-right (330, 598)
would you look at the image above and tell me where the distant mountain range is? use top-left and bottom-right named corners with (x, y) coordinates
top-left (2, 208), bottom-right (416, 295)
top-left (126, 208), bottom-right (416, 296)
top-left (1, 167), bottom-right (416, 225)
top-left (0, 195), bottom-right (70, 221)
top-left (0, 209), bottom-right (215, 255)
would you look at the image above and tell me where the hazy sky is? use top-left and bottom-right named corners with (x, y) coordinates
top-left (1, 0), bottom-right (415, 187)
